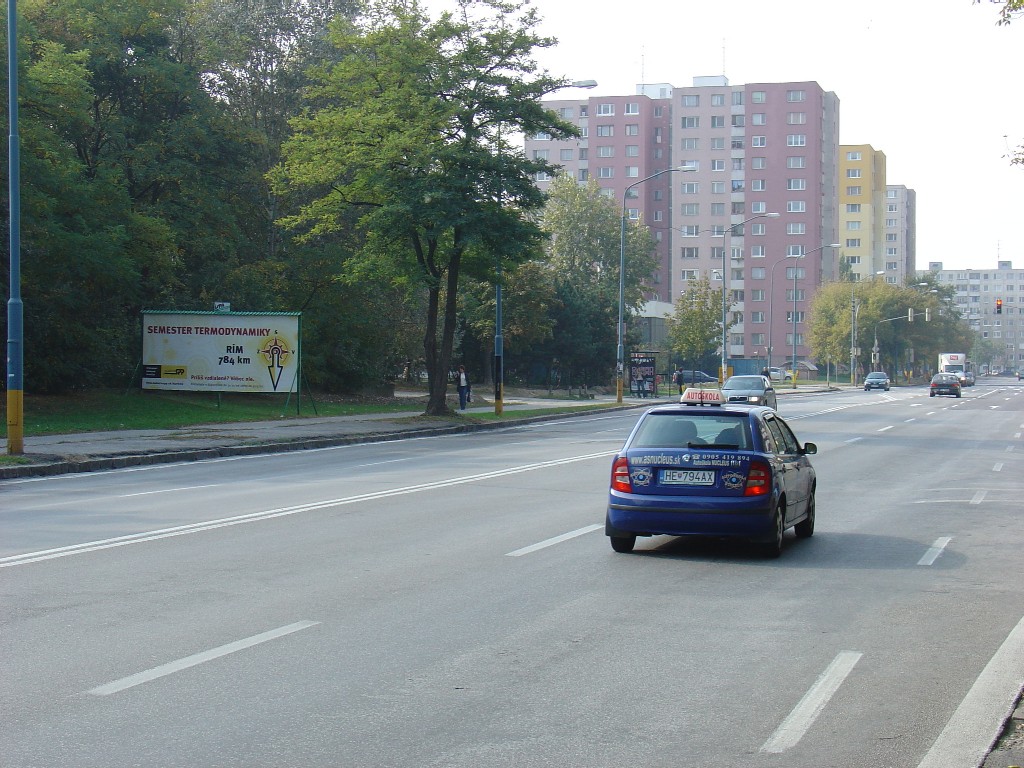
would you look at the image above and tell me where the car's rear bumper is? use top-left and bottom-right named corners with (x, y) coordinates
top-left (607, 492), bottom-right (775, 539)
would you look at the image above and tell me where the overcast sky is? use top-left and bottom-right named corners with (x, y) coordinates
top-left (421, 0), bottom-right (1023, 272)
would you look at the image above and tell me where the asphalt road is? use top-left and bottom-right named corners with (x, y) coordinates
top-left (3, 381), bottom-right (1024, 767)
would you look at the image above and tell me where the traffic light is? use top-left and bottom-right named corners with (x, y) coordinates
top-left (996, 299), bottom-right (1003, 314)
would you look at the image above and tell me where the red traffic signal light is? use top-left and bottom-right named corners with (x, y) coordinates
top-left (996, 299), bottom-right (1003, 314)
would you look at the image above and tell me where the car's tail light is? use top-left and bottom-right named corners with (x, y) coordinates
top-left (611, 457), bottom-right (632, 492)
top-left (744, 459), bottom-right (771, 496)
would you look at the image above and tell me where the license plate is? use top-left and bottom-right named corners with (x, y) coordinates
top-left (661, 469), bottom-right (715, 486)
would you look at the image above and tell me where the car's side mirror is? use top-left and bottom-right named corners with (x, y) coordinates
top-left (801, 442), bottom-right (817, 455)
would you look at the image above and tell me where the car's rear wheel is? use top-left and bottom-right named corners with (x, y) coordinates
top-left (795, 490), bottom-right (815, 539)
top-left (610, 535), bottom-right (636, 553)
top-left (762, 501), bottom-right (784, 558)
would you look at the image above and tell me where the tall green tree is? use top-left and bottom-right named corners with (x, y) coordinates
top-left (666, 274), bottom-right (721, 376)
top-left (272, 0), bottom-right (576, 414)
top-left (531, 174), bottom-right (656, 387)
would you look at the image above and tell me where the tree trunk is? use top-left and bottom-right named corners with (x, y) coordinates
top-left (425, 240), bottom-right (464, 415)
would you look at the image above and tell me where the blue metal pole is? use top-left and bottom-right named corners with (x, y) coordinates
top-left (7, 0), bottom-right (24, 454)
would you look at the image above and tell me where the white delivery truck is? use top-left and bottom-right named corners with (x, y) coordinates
top-left (938, 353), bottom-right (967, 384)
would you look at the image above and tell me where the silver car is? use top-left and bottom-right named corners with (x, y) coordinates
top-left (721, 375), bottom-right (778, 410)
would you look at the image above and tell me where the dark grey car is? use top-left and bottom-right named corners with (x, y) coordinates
top-left (721, 375), bottom-right (778, 410)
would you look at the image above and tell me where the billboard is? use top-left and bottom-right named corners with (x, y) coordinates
top-left (142, 311), bottom-right (300, 393)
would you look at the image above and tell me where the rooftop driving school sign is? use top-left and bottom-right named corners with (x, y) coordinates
top-left (141, 311), bottom-right (301, 393)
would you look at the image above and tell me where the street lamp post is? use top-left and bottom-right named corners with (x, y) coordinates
top-left (495, 79), bottom-right (596, 415)
top-left (617, 166), bottom-right (694, 403)
top-left (6, 0), bottom-right (23, 455)
top-left (767, 254), bottom-right (800, 372)
top-left (717, 213), bottom-right (778, 385)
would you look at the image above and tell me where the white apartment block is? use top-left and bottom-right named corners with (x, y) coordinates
top-left (925, 260), bottom-right (1023, 369)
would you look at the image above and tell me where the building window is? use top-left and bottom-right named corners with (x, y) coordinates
top-left (535, 171), bottom-right (550, 181)
top-left (681, 160), bottom-right (699, 171)
top-left (577, 148), bottom-right (588, 160)
top-left (847, 221), bottom-right (862, 230)
top-left (732, 137), bottom-right (744, 149)
top-left (752, 157), bottom-right (767, 169)
top-left (847, 185), bottom-right (862, 196)
top-left (681, 182), bottom-right (699, 194)
top-left (847, 203), bottom-right (861, 212)
top-left (559, 149), bottom-right (573, 161)
top-left (752, 135), bottom-right (767, 147)
top-left (681, 203), bottom-right (699, 216)
top-left (558, 107), bottom-right (574, 119)
top-left (885, 218), bottom-right (897, 227)
top-left (654, 106), bottom-right (663, 117)
top-left (682, 269), bottom-right (698, 280)
top-left (626, 166), bottom-right (639, 177)
top-left (732, 201), bottom-right (746, 214)
top-left (533, 149), bottom-right (549, 160)
top-left (682, 94), bottom-right (699, 107)
top-left (731, 114), bottom-right (745, 127)
top-left (787, 222), bottom-right (806, 235)
top-left (752, 201), bottom-right (766, 214)
top-left (887, 248), bottom-right (898, 257)
top-left (886, 233), bottom-right (898, 241)
top-left (711, 202), bottom-right (726, 215)
top-left (627, 208), bottom-right (639, 220)
top-left (596, 125), bottom-right (613, 137)
top-left (578, 169), bottom-right (588, 181)
top-left (534, 131), bottom-right (551, 140)
top-left (787, 200), bottom-right (806, 212)
top-left (711, 159), bottom-right (726, 171)
top-left (787, 90), bottom-right (806, 102)
top-left (752, 289), bottom-right (766, 301)
top-left (653, 210), bottom-right (663, 222)
top-left (625, 102), bottom-right (639, 115)
top-left (731, 180), bottom-right (745, 191)
top-left (597, 145), bottom-right (613, 157)
top-left (625, 124), bottom-right (639, 136)
top-left (732, 158), bottom-right (745, 171)
top-left (711, 93), bottom-right (725, 106)
top-left (732, 91), bottom-right (744, 106)
top-left (787, 135), bottom-right (807, 147)
top-left (711, 137), bottom-right (726, 150)
top-left (752, 179), bottom-right (766, 191)
top-left (683, 137), bottom-right (698, 150)
top-left (751, 246), bottom-right (765, 258)
top-left (752, 113), bottom-right (766, 125)
top-left (847, 168), bottom-right (862, 178)
top-left (846, 150), bottom-right (862, 160)
top-left (711, 115), bottom-right (725, 128)
top-left (787, 178), bottom-right (807, 190)
top-left (682, 116), bottom-right (699, 128)
top-left (888, 203), bottom-right (898, 212)
top-left (751, 223), bottom-right (765, 235)
top-left (626, 145), bottom-right (639, 157)
top-left (681, 247), bottom-right (699, 259)
top-left (846, 238), bottom-right (860, 248)
top-left (681, 225), bottom-right (700, 236)
top-left (751, 311), bottom-right (766, 322)
top-left (598, 167), bottom-right (613, 178)
top-left (787, 112), bottom-right (807, 124)
top-left (787, 156), bottom-right (806, 168)
top-left (752, 90), bottom-right (766, 103)
top-left (711, 181), bottom-right (726, 194)
top-left (597, 103), bottom-right (615, 115)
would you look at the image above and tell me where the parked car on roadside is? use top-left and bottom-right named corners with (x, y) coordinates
top-left (766, 367), bottom-right (792, 382)
top-left (863, 372), bottom-right (890, 391)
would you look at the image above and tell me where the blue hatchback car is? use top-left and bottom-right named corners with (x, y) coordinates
top-left (606, 389), bottom-right (817, 557)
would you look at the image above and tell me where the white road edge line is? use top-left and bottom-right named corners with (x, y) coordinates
top-left (761, 650), bottom-right (862, 754)
top-left (918, 537), bottom-right (953, 566)
top-left (878, 425), bottom-right (895, 432)
top-left (87, 620), bottom-right (319, 696)
top-left (505, 525), bottom-right (603, 557)
top-left (917, 614), bottom-right (1024, 768)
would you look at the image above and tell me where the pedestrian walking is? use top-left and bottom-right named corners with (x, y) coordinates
top-left (455, 365), bottom-right (471, 410)
top-left (673, 368), bottom-right (684, 395)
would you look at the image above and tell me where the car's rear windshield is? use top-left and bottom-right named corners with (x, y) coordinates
top-left (724, 376), bottom-right (763, 389)
top-left (630, 412), bottom-right (751, 449)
